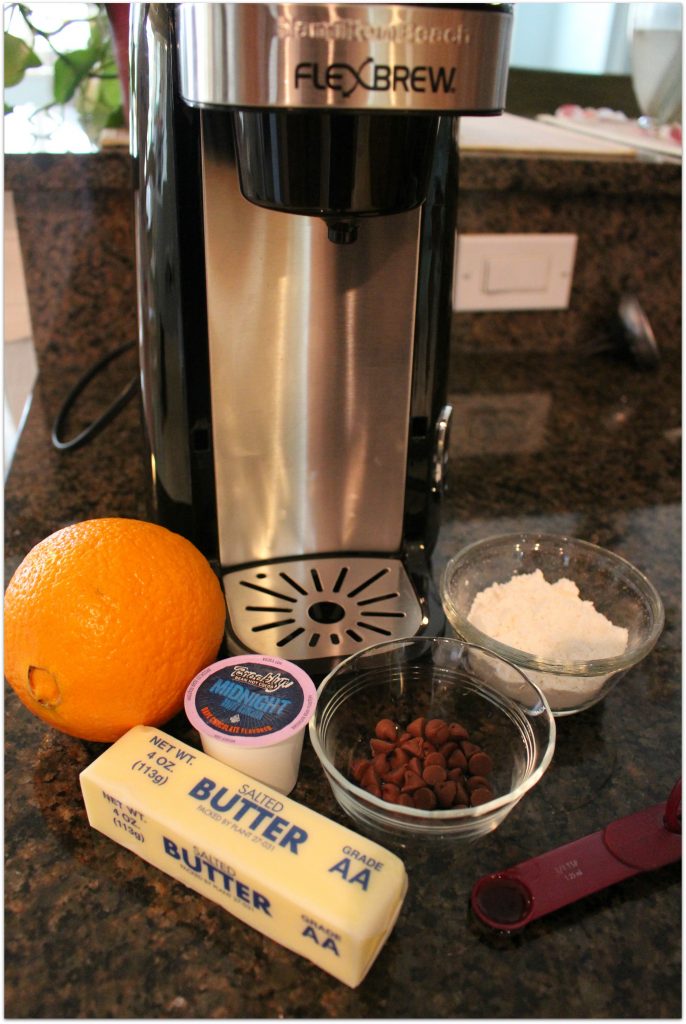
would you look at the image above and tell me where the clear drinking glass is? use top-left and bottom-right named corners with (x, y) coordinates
top-left (629, 2), bottom-right (682, 127)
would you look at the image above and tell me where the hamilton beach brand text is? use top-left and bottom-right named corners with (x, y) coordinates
top-left (295, 58), bottom-right (457, 97)
top-left (277, 15), bottom-right (471, 46)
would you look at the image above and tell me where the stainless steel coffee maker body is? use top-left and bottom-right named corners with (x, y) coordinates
top-left (132, 4), bottom-right (512, 671)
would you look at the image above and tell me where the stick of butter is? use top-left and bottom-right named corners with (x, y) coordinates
top-left (79, 725), bottom-right (408, 987)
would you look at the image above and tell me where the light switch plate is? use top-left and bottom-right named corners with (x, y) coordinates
top-left (453, 233), bottom-right (577, 311)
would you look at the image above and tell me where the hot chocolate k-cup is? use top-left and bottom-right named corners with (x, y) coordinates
top-left (184, 655), bottom-right (317, 794)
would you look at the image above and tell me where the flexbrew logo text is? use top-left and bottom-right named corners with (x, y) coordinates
top-left (295, 58), bottom-right (457, 97)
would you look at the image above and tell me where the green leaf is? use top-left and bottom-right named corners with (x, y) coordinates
top-left (105, 106), bottom-right (125, 129)
top-left (5, 102), bottom-right (14, 114)
top-left (4, 32), bottom-right (41, 87)
top-left (87, 14), bottom-right (106, 52)
top-left (98, 58), bottom-right (122, 110)
top-left (53, 47), bottom-right (97, 104)
top-left (100, 75), bottom-right (122, 110)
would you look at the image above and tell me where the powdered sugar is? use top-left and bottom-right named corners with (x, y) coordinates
top-left (467, 569), bottom-right (629, 711)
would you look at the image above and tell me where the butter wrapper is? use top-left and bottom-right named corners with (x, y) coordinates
top-left (79, 725), bottom-right (407, 987)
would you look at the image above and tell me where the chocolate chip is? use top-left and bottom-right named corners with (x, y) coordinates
top-left (413, 787), bottom-right (437, 811)
top-left (470, 787), bottom-right (493, 807)
top-left (406, 717), bottom-right (426, 738)
top-left (469, 751), bottom-right (494, 776)
top-left (455, 780), bottom-right (470, 804)
top-left (447, 748), bottom-right (468, 770)
top-left (374, 718), bottom-right (399, 743)
top-left (385, 765), bottom-right (407, 787)
top-left (370, 738), bottom-right (395, 755)
top-left (390, 747), bottom-right (410, 769)
top-left (435, 781), bottom-right (457, 808)
top-left (352, 715), bottom-right (495, 814)
top-left (401, 770), bottom-right (426, 793)
top-left (381, 783), bottom-right (401, 804)
top-left (448, 722), bottom-right (469, 740)
top-left (425, 719), bottom-right (450, 746)
top-left (422, 764), bottom-right (447, 787)
top-left (401, 736), bottom-right (424, 757)
top-left (350, 758), bottom-right (370, 782)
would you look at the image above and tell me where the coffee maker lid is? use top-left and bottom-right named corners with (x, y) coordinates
top-left (176, 3), bottom-right (513, 114)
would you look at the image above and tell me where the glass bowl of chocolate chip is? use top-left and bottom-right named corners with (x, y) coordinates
top-left (441, 533), bottom-right (665, 716)
top-left (308, 636), bottom-right (555, 844)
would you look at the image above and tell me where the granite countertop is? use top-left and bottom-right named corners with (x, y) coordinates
top-left (5, 347), bottom-right (681, 1019)
top-left (5, 143), bottom-right (682, 195)
top-left (4, 149), bottom-right (682, 1019)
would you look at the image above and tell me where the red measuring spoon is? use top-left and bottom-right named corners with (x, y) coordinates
top-left (471, 779), bottom-right (681, 932)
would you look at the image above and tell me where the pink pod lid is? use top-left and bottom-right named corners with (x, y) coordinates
top-left (185, 654), bottom-right (317, 749)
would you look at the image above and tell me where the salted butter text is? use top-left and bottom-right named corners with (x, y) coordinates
top-left (188, 777), bottom-right (309, 853)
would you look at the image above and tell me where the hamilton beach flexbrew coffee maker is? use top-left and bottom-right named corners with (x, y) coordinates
top-left (131, 4), bottom-right (512, 671)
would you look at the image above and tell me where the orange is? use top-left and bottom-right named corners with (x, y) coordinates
top-left (4, 518), bottom-right (226, 742)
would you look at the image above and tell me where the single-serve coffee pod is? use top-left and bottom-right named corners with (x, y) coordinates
top-left (184, 655), bottom-right (317, 795)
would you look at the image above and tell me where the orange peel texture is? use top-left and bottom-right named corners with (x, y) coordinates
top-left (4, 518), bottom-right (227, 742)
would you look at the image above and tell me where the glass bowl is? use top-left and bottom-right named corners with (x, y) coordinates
top-left (308, 636), bottom-right (555, 845)
top-left (441, 533), bottom-right (665, 716)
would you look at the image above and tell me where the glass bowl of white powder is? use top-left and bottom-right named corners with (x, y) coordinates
top-left (441, 533), bottom-right (665, 716)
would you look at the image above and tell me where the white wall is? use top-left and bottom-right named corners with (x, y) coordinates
top-left (509, 2), bottom-right (668, 76)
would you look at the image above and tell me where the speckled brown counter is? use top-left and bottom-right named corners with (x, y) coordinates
top-left (4, 147), bottom-right (682, 1019)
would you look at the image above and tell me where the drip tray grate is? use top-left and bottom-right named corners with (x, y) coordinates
top-left (222, 556), bottom-right (424, 662)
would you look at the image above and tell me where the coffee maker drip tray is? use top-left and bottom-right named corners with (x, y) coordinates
top-left (222, 556), bottom-right (424, 663)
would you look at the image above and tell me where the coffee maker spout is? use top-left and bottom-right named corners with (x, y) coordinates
top-left (325, 220), bottom-right (359, 245)
top-left (231, 107), bottom-right (442, 231)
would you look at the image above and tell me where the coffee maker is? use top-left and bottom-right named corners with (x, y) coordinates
top-left (131, 4), bottom-right (512, 672)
